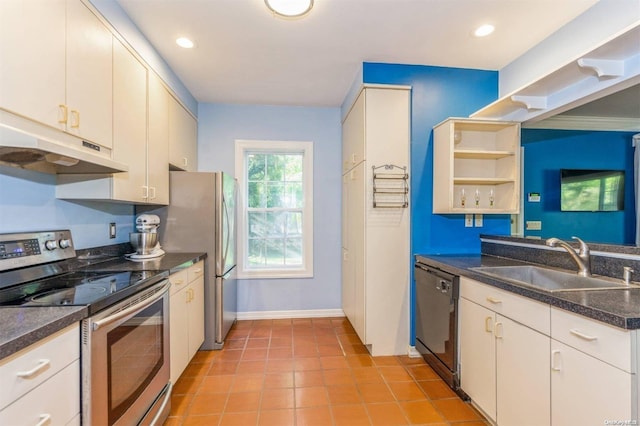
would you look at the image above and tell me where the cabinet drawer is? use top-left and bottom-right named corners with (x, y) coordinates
top-left (170, 269), bottom-right (189, 295)
top-left (0, 324), bottom-right (79, 410)
top-left (460, 277), bottom-right (550, 335)
top-left (0, 360), bottom-right (80, 426)
top-left (188, 261), bottom-right (205, 283)
top-left (551, 307), bottom-right (632, 372)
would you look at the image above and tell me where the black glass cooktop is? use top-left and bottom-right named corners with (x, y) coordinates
top-left (0, 270), bottom-right (166, 314)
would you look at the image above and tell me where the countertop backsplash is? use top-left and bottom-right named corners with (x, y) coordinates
top-left (481, 235), bottom-right (640, 283)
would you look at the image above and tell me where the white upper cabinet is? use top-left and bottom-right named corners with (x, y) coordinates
top-left (147, 72), bottom-right (170, 205)
top-left (57, 41), bottom-right (171, 205)
top-left (65, 0), bottom-right (113, 148)
top-left (433, 118), bottom-right (520, 214)
top-left (0, 0), bottom-right (66, 128)
top-left (111, 37), bottom-right (148, 202)
top-left (169, 97), bottom-right (198, 172)
top-left (0, 0), bottom-right (113, 149)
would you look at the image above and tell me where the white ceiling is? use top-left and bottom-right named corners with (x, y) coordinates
top-left (116, 0), bottom-right (599, 107)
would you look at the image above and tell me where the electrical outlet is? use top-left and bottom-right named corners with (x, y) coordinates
top-left (526, 220), bottom-right (542, 231)
top-left (465, 214), bottom-right (473, 227)
top-left (109, 223), bottom-right (116, 239)
top-left (474, 214), bottom-right (483, 227)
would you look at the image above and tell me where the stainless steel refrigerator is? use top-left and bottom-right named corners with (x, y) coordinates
top-left (151, 171), bottom-right (237, 350)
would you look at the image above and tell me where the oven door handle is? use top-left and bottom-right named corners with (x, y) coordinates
top-left (92, 281), bottom-right (170, 331)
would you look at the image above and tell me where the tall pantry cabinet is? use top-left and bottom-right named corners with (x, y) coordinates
top-left (341, 85), bottom-right (411, 356)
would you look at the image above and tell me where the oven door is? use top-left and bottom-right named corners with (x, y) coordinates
top-left (82, 280), bottom-right (171, 426)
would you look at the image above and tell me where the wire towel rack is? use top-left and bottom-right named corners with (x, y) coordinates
top-left (372, 164), bottom-right (409, 208)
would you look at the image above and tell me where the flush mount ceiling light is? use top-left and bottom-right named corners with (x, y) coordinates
top-left (473, 24), bottom-right (495, 37)
top-left (265, 0), bottom-right (314, 18)
top-left (176, 37), bottom-right (194, 48)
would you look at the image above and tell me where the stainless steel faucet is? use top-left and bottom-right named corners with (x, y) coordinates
top-left (545, 236), bottom-right (592, 277)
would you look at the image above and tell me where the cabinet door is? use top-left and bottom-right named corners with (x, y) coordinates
top-left (65, 0), bottom-right (112, 147)
top-left (459, 297), bottom-right (496, 422)
top-left (341, 174), bottom-right (356, 325)
top-left (349, 163), bottom-right (366, 343)
top-left (169, 287), bottom-right (190, 385)
top-left (147, 72), bottom-right (170, 205)
top-left (112, 38), bottom-right (147, 202)
top-left (0, 361), bottom-right (79, 426)
top-left (0, 0), bottom-right (65, 128)
top-left (187, 276), bottom-right (205, 360)
top-left (496, 315), bottom-right (550, 426)
top-left (342, 91), bottom-right (365, 173)
top-left (169, 97), bottom-right (197, 171)
top-left (551, 340), bottom-right (632, 425)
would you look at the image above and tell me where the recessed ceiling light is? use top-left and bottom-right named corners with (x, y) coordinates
top-left (265, 0), bottom-right (314, 18)
top-left (474, 24), bottom-right (495, 37)
top-left (176, 37), bottom-right (194, 48)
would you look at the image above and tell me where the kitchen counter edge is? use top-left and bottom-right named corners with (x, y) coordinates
top-left (0, 252), bottom-right (207, 361)
top-left (416, 254), bottom-right (640, 330)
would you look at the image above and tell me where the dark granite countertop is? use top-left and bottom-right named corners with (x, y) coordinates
top-left (416, 254), bottom-right (640, 330)
top-left (0, 252), bottom-right (206, 361)
top-left (0, 306), bottom-right (87, 360)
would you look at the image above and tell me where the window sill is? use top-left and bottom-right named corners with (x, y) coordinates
top-left (238, 268), bottom-right (314, 280)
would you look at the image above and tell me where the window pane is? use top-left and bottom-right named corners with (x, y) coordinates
top-left (248, 212), bottom-right (266, 237)
top-left (285, 155), bottom-right (303, 182)
top-left (248, 182), bottom-right (265, 208)
top-left (285, 238), bottom-right (303, 265)
top-left (247, 154), bottom-right (266, 181)
top-left (266, 212), bottom-right (285, 237)
top-left (286, 212), bottom-right (302, 235)
top-left (248, 239), bottom-right (265, 266)
top-left (265, 239), bottom-right (284, 266)
top-left (266, 155), bottom-right (285, 181)
top-left (266, 182), bottom-right (284, 208)
top-left (285, 182), bottom-right (303, 208)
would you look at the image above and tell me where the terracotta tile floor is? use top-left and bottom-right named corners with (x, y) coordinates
top-left (163, 317), bottom-right (488, 426)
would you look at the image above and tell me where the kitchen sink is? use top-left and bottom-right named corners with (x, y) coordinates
top-left (471, 265), bottom-right (636, 292)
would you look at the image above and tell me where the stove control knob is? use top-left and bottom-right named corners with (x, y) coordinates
top-left (59, 239), bottom-right (72, 249)
top-left (44, 240), bottom-right (58, 251)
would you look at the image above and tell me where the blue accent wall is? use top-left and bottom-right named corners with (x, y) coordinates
top-left (522, 129), bottom-right (636, 244)
top-left (362, 63), bottom-right (508, 255)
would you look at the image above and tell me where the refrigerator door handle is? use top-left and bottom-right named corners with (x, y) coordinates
top-left (222, 196), bottom-right (231, 270)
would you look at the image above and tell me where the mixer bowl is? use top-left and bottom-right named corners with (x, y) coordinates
top-left (129, 232), bottom-right (158, 255)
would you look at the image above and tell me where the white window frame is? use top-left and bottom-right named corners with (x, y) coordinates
top-left (235, 139), bottom-right (314, 279)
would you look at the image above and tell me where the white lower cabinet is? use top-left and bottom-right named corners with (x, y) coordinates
top-left (169, 261), bottom-right (205, 384)
top-left (460, 277), bottom-right (639, 425)
top-left (496, 315), bottom-right (550, 426)
top-left (459, 297), bottom-right (496, 420)
top-left (0, 324), bottom-right (80, 425)
top-left (550, 307), bottom-right (634, 424)
top-left (459, 290), bottom-right (550, 426)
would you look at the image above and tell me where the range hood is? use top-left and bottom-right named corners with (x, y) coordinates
top-left (0, 111), bottom-right (128, 174)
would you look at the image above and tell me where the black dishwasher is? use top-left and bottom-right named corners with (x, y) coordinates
top-left (414, 261), bottom-right (464, 396)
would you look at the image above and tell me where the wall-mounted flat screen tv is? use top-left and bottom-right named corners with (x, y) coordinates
top-left (560, 169), bottom-right (625, 212)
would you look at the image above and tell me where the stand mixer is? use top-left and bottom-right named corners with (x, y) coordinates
top-left (127, 214), bottom-right (165, 260)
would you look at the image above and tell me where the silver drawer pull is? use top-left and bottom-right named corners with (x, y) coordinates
top-left (569, 329), bottom-right (598, 341)
top-left (486, 296), bottom-right (502, 304)
top-left (16, 359), bottom-right (50, 378)
top-left (35, 414), bottom-right (51, 426)
top-left (193, 268), bottom-right (202, 274)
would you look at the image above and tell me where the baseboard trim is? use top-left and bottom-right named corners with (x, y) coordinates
top-left (237, 309), bottom-right (345, 320)
top-left (408, 346), bottom-right (422, 358)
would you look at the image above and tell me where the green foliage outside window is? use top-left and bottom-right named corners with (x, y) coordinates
top-left (246, 152), bottom-right (304, 267)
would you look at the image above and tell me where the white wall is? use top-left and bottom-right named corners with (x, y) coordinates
top-left (198, 103), bottom-right (342, 314)
top-left (0, 166), bottom-right (134, 249)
